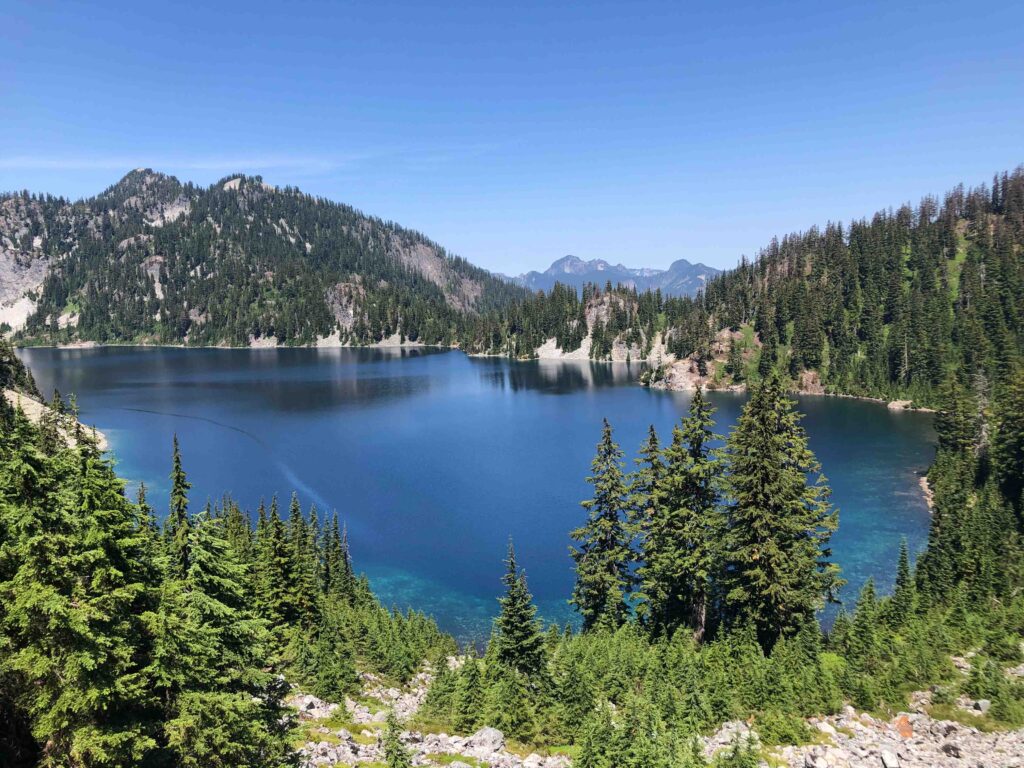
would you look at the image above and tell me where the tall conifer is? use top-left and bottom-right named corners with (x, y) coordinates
top-left (722, 376), bottom-right (841, 650)
top-left (570, 419), bottom-right (633, 630)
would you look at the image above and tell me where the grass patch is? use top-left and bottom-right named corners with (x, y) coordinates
top-left (426, 754), bottom-right (489, 767)
top-left (927, 703), bottom-right (1010, 733)
top-left (758, 748), bottom-right (789, 768)
top-left (503, 741), bottom-right (579, 759)
top-left (408, 714), bottom-right (457, 736)
top-left (290, 723), bottom-right (343, 749)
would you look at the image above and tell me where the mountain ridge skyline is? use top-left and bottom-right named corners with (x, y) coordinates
top-left (505, 253), bottom-right (720, 297)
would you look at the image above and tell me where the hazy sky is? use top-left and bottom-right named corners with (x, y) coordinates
top-left (2, 0), bottom-right (1022, 274)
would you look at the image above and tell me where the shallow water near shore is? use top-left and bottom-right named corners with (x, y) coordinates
top-left (18, 346), bottom-right (935, 640)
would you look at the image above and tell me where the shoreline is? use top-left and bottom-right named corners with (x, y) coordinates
top-left (14, 339), bottom-right (937, 413)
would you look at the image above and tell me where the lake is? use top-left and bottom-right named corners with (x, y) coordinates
top-left (17, 346), bottom-right (935, 639)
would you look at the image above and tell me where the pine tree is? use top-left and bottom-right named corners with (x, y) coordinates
top-left (887, 538), bottom-right (916, 627)
top-left (722, 376), bottom-right (842, 650)
top-left (629, 425), bottom-right (663, 539)
top-left (166, 435), bottom-right (192, 578)
top-left (570, 419), bottom-right (633, 630)
top-left (493, 541), bottom-right (546, 680)
top-left (287, 497), bottom-right (320, 630)
top-left (934, 375), bottom-right (979, 454)
top-left (639, 387), bottom-right (722, 641)
top-left (452, 658), bottom-right (484, 732)
top-left (0, 437), bottom-right (157, 766)
top-left (310, 605), bottom-right (358, 701)
top-left (154, 510), bottom-right (292, 767)
top-left (992, 369), bottom-right (1024, 508)
top-left (383, 710), bottom-right (412, 768)
top-left (575, 703), bottom-right (614, 768)
top-left (254, 498), bottom-right (294, 639)
top-left (483, 666), bottom-right (536, 743)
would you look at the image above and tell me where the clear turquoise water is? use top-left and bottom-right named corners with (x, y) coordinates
top-left (18, 346), bottom-right (935, 640)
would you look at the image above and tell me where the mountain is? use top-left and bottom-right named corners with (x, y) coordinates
top-left (512, 254), bottom-right (720, 296)
top-left (0, 169), bottom-right (526, 346)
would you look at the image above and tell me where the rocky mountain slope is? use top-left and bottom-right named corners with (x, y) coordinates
top-left (1, 170), bottom-right (526, 346)
top-left (512, 254), bottom-right (719, 296)
top-left (290, 656), bottom-right (1024, 768)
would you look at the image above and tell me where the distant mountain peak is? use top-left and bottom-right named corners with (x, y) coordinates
top-left (514, 255), bottom-right (720, 297)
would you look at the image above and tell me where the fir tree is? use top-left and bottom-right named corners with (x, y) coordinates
top-left (570, 419), bottom-right (633, 630)
top-left (992, 369), bottom-right (1024, 508)
top-left (452, 658), bottom-right (484, 732)
top-left (493, 541), bottom-right (546, 679)
top-left (887, 538), bottom-right (916, 627)
top-left (383, 711), bottom-right (412, 768)
top-left (0, 438), bottom-right (157, 767)
top-left (155, 510), bottom-right (292, 767)
top-left (166, 435), bottom-right (192, 578)
top-left (722, 376), bottom-right (842, 650)
top-left (639, 387), bottom-right (722, 641)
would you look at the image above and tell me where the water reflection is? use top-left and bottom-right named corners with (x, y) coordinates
top-left (475, 358), bottom-right (645, 393)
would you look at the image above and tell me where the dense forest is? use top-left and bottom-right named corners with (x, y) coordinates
top-left (6, 167), bottom-right (1023, 408)
top-left (4, 170), bottom-right (525, 347)
top-left (663, 167), bottom-right (1024, 404)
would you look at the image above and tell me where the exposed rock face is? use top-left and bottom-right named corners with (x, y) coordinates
top-left (766, 706), bottom-right (1024, 767)
top-left (533, 291), bottom-right (671, 363)
top-left (647, 327), bottom-right (752, 391)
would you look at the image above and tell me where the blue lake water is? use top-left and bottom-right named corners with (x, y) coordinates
top-left (17, 346), bottom-right (935, 640)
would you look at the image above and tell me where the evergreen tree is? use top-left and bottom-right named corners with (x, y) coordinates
top-left (0, 441), bottom-right (157, 767)
top-left (452, 658), bottom-right (484, 732)
top-left (154, 510), bottom-right (292, 767)
top-left (493, 541), bottom-right (546, 679)
top-left (992, 369), bottom-right (1024, 508)
top-left (310, 605), bottom-right (358, 701)
top-left (639, 387), bottom-right (722, 641)
top-left (887, 538), bottom-right (916, 627)
top-left (254, 498), bottom-right (294, 641)
top-left (570, 419), bottom-right (633, 630)
top-left (166, 435), bottom-right (192, 578)
top-left (483, 666), bottom-right (537, 743)
top-left (722, 376), bottom-right (842, 650)
top-left (383, 711), bottom-right (412, 768)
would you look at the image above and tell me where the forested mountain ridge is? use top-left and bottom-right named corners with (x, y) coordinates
top-left (621, 167), bottom-right (1024, 406)
top-left (1, 169), bottom-right (526, 346)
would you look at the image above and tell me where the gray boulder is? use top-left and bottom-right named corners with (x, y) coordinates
top-left (466, 726), bottom-right (505, 755)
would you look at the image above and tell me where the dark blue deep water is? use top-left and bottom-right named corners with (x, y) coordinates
top-left (17, 347), bottom-right (935, 639)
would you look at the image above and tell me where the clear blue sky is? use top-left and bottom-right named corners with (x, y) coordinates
top-left (2, 1), bottom-right (1022, 274)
